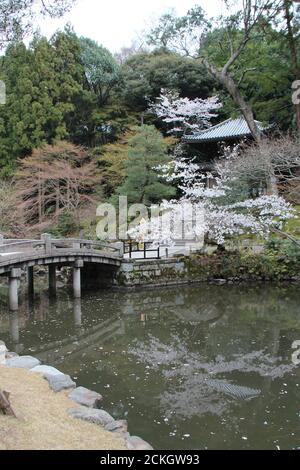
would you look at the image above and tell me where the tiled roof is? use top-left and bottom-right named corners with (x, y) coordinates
top-left (182, 117), bottom-right (268, 144)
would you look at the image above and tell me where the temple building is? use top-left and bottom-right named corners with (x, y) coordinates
top-left (181, 116), bottom-right (270, 187)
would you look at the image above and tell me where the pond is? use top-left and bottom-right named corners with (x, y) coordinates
top-left (0, 283), bottom-right (300, 450)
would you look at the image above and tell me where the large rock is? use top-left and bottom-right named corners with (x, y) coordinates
top-left (45, 373), bottom-right (76, 393)
top-left (69, 387), bottom-right (103, 408)
top-left (5, 352), bottom-right (19, 360)
top-left (0, 341), bottom-right (7, 364)
top-left (125, 436), bottom-right (153, 451)
top-left (5, 355), bottom-right (41, 370)
top-left (31, 365), bottom-right (64, 377)
top-left (68, 407), bottom-right (115, 426)
top-left (105, 419), bottom-right (128, 434)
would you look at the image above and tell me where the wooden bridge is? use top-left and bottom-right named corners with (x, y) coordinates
top-left (0, 234), bottom-right (123, 311)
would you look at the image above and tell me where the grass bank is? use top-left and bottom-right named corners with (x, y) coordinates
top-left (0, 365), bottom-right (126, 450)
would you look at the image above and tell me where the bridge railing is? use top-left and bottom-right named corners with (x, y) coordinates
top-left (0, 234), bottom-right (123, 258)
top-left (49, 238), bottom-right (122, 256)
top-left (0, 239), bottom-right (46, 254)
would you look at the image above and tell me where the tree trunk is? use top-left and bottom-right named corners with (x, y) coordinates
top-left (203, 59), bottom-right (261, 141)
top-left (297, 103), bottom-right (300, 139)
top-left (56, 183), bottom-right (60, 220)
top-left (0, 390), bottom-right (16, 417)
top-left (284, 0), bottom-right (300, 138)
top-left (38, 180), bottom-right (42, 225)
top-left (267, 173), bottom-right (279, 196)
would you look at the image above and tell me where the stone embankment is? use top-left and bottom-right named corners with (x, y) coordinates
top-left (115, 253), bottom-right (300, 288)
top-left (0, 340), bottom-right (153, 451)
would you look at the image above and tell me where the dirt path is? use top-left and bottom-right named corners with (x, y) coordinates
top-left (0, 365), bottom-right (126, 450)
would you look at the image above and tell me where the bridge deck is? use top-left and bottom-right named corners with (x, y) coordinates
top-left (0, 236), bottom-right (122, 275)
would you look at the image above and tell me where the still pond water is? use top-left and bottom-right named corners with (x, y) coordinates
top-left (0, 283), bottom-right (300, 450)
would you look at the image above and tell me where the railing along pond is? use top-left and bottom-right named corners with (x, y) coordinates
top-left (123, 241), bottom-right (160, 260)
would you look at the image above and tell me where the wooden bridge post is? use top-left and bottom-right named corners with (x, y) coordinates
top-left (9, 268), bottom-right (21, 311)
top-left (73, 259), bottom-right (83, 299)
top-left (49, 265), bottom-right (57, 297)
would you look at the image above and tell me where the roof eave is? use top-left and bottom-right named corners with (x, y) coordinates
top-left (182, 132), bottom-right (253, 144)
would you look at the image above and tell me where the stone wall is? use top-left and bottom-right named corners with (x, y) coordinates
top-left (115, 259), bottom-right (188, 287)
top-left (115, 249), bottom-right (300, 288)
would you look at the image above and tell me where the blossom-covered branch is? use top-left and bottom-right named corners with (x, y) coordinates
top-left (129, 149), bottom-right (295, 246)
top-left (149, 89), bottom-right (222, 135)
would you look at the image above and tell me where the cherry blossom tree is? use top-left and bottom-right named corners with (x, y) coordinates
top-left (217, 135), bottom-right (300, 203)
top-left (149, 88), bottom-right (222, 135)
top-left (128, 151), bottom-right (295, 246)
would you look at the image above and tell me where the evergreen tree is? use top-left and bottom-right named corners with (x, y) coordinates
top-left (0, 29), bottom-right (84, 174)
top-left (120, 49), bottom-right (216, 113)
top-left (68, 36), bottom-right (125, 147)
top-left (116, 125), bottom-right (176, 205)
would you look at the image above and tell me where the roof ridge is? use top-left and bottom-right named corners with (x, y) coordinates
top-left (186, 116), bottom-right (264, 137)
top-left (182, 116), bottom-right (268, 144)
top-left (196, 117), bottom-right (233, 135)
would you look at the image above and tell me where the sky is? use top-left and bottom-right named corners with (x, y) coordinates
top-left (37, 0), bottom-right (225, 52)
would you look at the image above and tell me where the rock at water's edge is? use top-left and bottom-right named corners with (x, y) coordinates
top-left (5, 351), bottom-right (19, 360)
top-left (5, 355), bottom-right (41, 370)
top-left (45, 373), bottom-right (76, 393)
top-left (126, 436), bottom-right (153, 451)
top-left (31, 365), bottom-right (64, 377)
top-left (0, 341), bottom-right (7, 364)
top-left (105, 419), bottom-right (128, 434)
top-left (69, 387), bottom-right (103, 408)
top-left (68, 407), bottom-right (115, 426)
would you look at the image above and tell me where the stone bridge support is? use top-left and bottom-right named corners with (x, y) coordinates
top-left (0, 235), bottom-right (122, 310)
top-left (9, 268), bottom-right (21, 311)
top-left (73, 259), bottom-right (84, 299)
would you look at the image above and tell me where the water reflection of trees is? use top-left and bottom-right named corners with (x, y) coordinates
top-left (129, 332), bottom-right (296, 420)
top-left (0, 283), bottom-right (299, 423)
top-left (121, 284), bottom-right (300, 328)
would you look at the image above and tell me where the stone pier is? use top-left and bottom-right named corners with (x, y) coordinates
top-left (0, 234), bottom-right (122, 310)
top-left (73, 260), bottom-right (84, 299)
top-left (9, 269), bottom-right (21, 311)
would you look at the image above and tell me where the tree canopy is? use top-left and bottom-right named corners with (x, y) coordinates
top-left (115, 125), bottom-right (176, 205)
top-left (0, 0), bottom-right (76, 47)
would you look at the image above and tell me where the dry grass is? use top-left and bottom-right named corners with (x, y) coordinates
top-left (0, 366), bottom-right (126, 450)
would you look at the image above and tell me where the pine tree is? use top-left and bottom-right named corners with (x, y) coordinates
top-left (116, 125), bottom-right (176, 205)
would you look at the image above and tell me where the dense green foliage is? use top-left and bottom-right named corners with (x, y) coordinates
top-left (120, 49), bottom-right (216, 112)
top-left (201, 26), bottom-right (296, 129)
top-left (0, 29), bottom-right (83, 173)
top-left (115, 125), bottom-right (176, 205)
top-left (0, 18), bottom-right (298, 176)
top-left (186, 241), bottom-right (300, 282)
